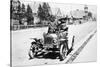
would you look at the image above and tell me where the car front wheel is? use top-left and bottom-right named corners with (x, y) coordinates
top-left (59, 43), bottom-right (68, 61)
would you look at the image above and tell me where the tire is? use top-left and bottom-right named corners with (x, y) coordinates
top-left (59, 43), bottom-right (68, 61)
top-left (28, 50), bottom-right (35, 60)
top-left (28, 46), bottom-right (36, 60)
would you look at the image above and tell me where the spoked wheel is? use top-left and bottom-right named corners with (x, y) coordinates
top-left (59, 43), bottom-right (68, 61)
top-left (28, 47), bottom-right (37, 60)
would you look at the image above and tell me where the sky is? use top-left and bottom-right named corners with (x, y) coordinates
top-left (17, 0), bottom-right (97, 15)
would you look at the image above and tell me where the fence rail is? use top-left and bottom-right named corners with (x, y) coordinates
top-left (10, 24), bottom-right (48, 31)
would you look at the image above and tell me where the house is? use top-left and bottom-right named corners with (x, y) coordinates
top-left (68, 7), bottom-right (89, 24)
top-left (70, 9), bottom-right (85, 19)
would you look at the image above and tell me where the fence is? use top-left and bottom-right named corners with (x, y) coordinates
top-left (11, 24), bottom-right (48, 31)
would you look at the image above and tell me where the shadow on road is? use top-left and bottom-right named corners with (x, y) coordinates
top-left (35, 52), bottom-right (60, 60)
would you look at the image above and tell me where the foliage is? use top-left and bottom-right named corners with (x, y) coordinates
top-left (26, 4), bottom-right (34, 25)
top-left (21, 3), bottom-right (25, 12)
top-left (37, 2), bottom-right (55, 24)
top-left (10, 0), bottom-right (34, 25)
top-left (88, 12), bottom-right (92, 18)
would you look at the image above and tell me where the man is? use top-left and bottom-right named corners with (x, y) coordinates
top-left (57, 18), bottom-right (68, 38)
top-left (48, 21), bottom-right (57, 33)
top-left (58, 19), bottom-right (74, 55)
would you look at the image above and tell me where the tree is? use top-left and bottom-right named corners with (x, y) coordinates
top-left (21, 3), bottom-right (26, 18)
top-left (15, 1), bottom-right (22, 24)
top-left (10, 0), bottom-right (13, 19)
top-left (26, 4), bottom-right (34, 25)
top-left (10, 0), bottom-right (27, 25)
top-left (17, 0), bottom-right (21, 13)
top-left (37, 4), bottom-right (44, 24)
top-left (37, 3), bottom-right (51, 22)
top-left (10, 0), bottom-right (22, 23)
top-left (42, 2), bottom-right (50, 20)
top-left (22, 3), bottom-right (25, 13)
top-left (88, 12), bottom-right (92, 18)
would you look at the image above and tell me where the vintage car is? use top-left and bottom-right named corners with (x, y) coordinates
top-left (28, 20), bottom-right (75, 61)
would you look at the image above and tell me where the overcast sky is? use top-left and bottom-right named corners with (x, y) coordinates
top-left (18, 0), bottom-right (97, 15)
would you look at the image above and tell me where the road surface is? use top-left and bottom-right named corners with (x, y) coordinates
top-left (11, 22), bottom-right (97, 66)
top-left (73, 32), bottom-right (97, 63)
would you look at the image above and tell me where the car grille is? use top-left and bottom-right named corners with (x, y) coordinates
top-left (44, 36), bottom-right (54, 47)
top-left (44, 36), bottom-right (53, 44)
